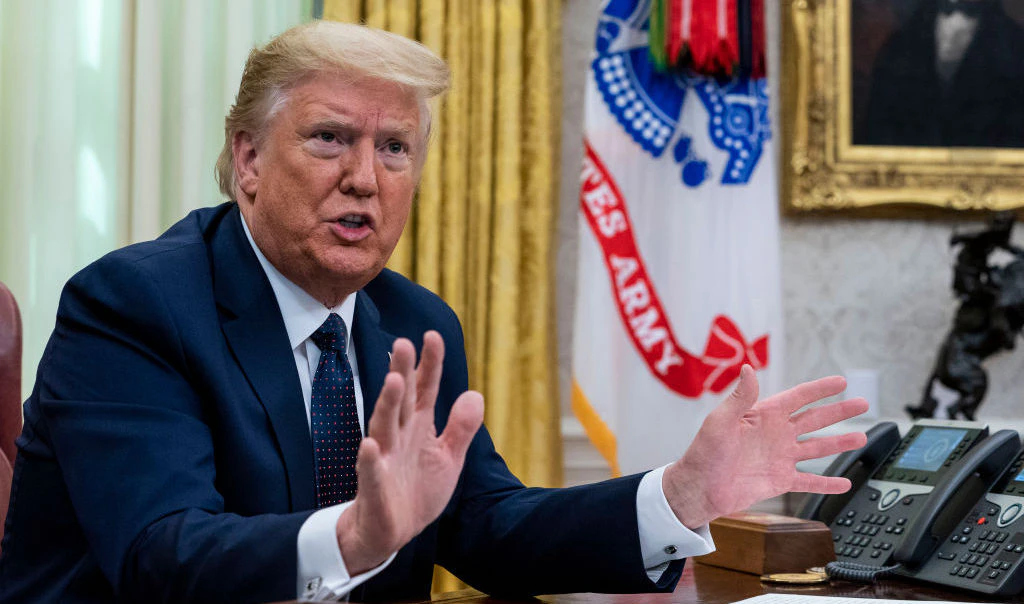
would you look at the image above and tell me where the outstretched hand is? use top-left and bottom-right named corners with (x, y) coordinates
top-left (663, 365), bottom-right (869, 529)
top-left (335, 332), bottom-right (484, 574)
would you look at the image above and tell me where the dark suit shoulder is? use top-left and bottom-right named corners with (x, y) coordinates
top-left (80, 203), bottom-right (232, 275)
top-left (52, 204), bottom-right (236, 386)
top-left (362, 268), bottom-right (463, 336)
top-left (60, 205), bottom-right (237, 328)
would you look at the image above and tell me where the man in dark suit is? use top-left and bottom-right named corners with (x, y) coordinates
top-left (862, 0), bottom-right (1024, 147)
top-left (0, 21), bottom-right (867, 603)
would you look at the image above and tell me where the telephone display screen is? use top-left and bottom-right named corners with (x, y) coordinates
top-left (1014, 468), bottom-right (1024, 483)
top-left (894, 428), bottom-right (968, 472)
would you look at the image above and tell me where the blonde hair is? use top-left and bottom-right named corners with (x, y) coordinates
top-left (215, 20), bottom-right (450, 199)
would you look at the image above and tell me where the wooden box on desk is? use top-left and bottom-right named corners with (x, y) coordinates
top-left (695, 511), bottom-right (835, 575)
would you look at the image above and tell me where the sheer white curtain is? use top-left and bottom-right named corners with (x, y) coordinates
top-left (130, 0), bottom-right (313, 240)
top-left (0, 0), bottom-right (312, 396)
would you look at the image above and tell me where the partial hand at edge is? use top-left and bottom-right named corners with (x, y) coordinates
top-left (662, 365), bottom-right (869, 529)
top-left (335, 331), bottom-right (484, 575)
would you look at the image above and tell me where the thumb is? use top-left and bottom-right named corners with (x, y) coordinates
top-left (439, 391), bottom-right (484, 461)
top-left (722, 364), bottom-right (759, 418)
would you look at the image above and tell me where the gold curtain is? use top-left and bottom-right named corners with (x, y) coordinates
top-left (322, 0), bottom-right (563, 594)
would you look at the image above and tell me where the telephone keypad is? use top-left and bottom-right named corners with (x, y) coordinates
top-left (831, 503), bottom-right (903, 562)
top-left (945, 512), bottom-right (1024, 588)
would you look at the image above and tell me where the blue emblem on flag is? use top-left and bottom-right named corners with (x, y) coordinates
top-left (592, 0), bottom-right (771, 187)
top-left (693, 77), bottom-right (771, 185)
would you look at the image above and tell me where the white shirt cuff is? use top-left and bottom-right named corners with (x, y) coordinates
top-left (296, 502), bottom-right (397, 601)
top-left (637, 465), bottom-right (716, 581)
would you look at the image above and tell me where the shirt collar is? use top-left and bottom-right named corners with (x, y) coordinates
top-left (240, 211), bottom-right (356, 350)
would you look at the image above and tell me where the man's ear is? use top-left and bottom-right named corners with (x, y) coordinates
top-left (233, 131), bottom-right (260, 198)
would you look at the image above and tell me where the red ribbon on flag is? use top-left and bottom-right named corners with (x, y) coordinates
top-left (579, 139), bottom-right (769, 398)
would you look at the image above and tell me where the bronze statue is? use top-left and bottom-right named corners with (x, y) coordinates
top-left (906, 212), bottom-right (1024, 420)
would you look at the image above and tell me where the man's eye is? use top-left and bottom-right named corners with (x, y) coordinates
top-left (316, 132), bottom-right (336, 143)
top-left (387, 141), bottom-right (406, 154)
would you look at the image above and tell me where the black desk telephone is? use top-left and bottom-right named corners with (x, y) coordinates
top-left (797, 419), bottom-right (1022, 595)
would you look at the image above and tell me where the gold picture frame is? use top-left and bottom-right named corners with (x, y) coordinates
top-left (781, 0), bottom-right (1024, 213)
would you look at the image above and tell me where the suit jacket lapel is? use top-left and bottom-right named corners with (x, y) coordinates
top-left (352, 291), bottom-right (394, 426)
top-left (211, 206), bottom-right (315, 511)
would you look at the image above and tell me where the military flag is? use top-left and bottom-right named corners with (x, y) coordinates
top-left (572, 0), bottom-right (783, 475)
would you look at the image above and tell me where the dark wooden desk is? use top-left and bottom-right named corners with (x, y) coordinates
top-left (418, 563), bottom-right (1024, 603)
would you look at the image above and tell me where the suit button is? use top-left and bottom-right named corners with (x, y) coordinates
top-left (664, 545), bottom-right (678, 555)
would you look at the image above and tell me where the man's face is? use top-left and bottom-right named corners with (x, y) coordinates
top-left (236, 72), bottom-right (424, 305)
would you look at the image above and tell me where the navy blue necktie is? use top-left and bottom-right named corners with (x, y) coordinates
top-left (310, 313), bottom-right (361, 507)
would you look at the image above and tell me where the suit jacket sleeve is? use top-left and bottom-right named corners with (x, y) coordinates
top-left (34, 253), bottom-right (311, 603)
top-left (430, 306), bottom-right (685, 596)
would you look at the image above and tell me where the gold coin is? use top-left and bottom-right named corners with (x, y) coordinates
top-left (760, 572), bottom-right (830, 585)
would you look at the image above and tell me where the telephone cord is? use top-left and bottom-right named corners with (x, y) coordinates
top-left (824, 560), bottom-right (903, 582)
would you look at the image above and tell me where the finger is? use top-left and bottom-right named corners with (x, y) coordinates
top-left (720, 365), bottom-right (760, 418)
top-left (414, 331), bottom-right (445, 414)
top-left (366, 372), bottom-right (405, 452)
top-left (791, 472), bottom-right (853, 495)
top-left (439, 391), bottom-right (485, 462)
top-left (355, 437), bottom-right (386, 503)
top-left (797, 431), bottom-right (868, 462)
top-left (390, 338), bottom-right (417, 427)
top-left (772, 375), bottom-right (847, 415)
top-left (791, 397), bottom-right (869, 434)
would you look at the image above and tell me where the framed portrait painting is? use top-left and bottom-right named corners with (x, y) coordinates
top-left (782, 0), bottom-right (1024, 212)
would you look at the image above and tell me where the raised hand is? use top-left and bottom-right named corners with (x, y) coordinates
top-left (662, 365), bottom-right (869, 529)
top-left (335, 331), bottom-right (484, 574)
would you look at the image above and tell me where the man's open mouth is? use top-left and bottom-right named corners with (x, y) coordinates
top-left (338, 214), bottom-right (368, 229)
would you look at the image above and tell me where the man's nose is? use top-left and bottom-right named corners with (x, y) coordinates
top-left (339, 139), bottom-right (379, 198)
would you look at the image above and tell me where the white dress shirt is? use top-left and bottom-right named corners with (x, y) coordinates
top-left (239, 214), bottom-right (714, 601)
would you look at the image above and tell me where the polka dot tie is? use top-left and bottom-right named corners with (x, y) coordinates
top-left (310, 313), bottom-right (360, 507)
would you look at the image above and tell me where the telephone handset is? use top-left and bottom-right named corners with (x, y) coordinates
top-left (798, 422), bottom-right (901, 525)
top-left (897, 439), bottom-right (1024, 595)
top-left (820, 420), bottom-right (1005, 571)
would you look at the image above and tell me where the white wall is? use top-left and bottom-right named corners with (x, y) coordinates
top-left (558, 0), bottom-right (1024, 488)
